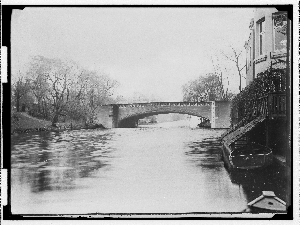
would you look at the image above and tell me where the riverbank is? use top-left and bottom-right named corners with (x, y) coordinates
top-left (11, 112), bottom-right (105, 134)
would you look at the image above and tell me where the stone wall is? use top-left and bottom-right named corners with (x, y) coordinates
top-left (94, 105), bottom-right (114, 128)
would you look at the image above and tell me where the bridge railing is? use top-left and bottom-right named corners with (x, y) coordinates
top-left (114, 101), bottom-right (212, 108)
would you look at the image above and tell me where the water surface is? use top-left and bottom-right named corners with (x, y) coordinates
top-left (11, 122), bottom-right (287, 214)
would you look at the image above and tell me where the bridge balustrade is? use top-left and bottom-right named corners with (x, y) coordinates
top-left (113, 101), bottom-right (211, 108)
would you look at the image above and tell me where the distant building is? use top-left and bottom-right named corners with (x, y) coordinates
top-left (244, 8), bottom-right (288, 85)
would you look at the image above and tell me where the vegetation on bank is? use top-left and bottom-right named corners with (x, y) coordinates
top-left (230, 66), bottom-right (286, 126)
top-left (12, 56), bottom-right (119, 127)
top-left (11, 112), bottom-right (105, 134)
top-left (182, 73), bottom-right (235, 102)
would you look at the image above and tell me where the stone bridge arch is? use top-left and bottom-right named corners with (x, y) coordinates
top-left (95, 101), bottom-right (231, 129)
top-left (118, 104), bottom-right (212, 128)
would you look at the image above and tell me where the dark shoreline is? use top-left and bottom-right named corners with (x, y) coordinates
top-left (11, 123), bottom-right (106, 135)
top-left (11, 112), bottom-right (107, 135)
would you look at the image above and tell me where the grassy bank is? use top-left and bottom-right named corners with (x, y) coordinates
top-left (11, 112), bottom-right (105, 134)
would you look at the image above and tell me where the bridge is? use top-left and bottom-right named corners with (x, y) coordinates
top-left (95, 101), bottom-right (231, 128)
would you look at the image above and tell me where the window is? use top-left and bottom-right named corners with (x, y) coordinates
top-left (257, 18), bottom-right (265, 56)
top-left (273, 13), bottom-right (287, 52)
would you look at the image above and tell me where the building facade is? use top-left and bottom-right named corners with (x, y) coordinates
top-left (245, 8), bottom-right (288, 85)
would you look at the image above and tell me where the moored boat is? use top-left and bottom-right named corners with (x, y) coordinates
top-left (222, 141), bottom-right (273, 170)
top-left (221, 115), bottom-right (272, 169)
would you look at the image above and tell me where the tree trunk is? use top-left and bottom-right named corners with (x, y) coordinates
top-left (52, 113), bottom-right (59, 126)
top-left (239, 72), bottom-right (242, 92)
top-left (16, 93), bottom-right (20, 112)
top-left (21, 104), bottom-right (26, 112)
top-left (37, 101), bottom-right (41, 115)
top-left (42, 101), bottom-right (48, 119)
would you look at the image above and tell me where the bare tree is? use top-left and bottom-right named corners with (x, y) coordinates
top-left (83, 72), bottom-right (119, 123)
top-left (25, 56), bottom-right (119, 125)
top-left (29, 72), bottom-right (50, 118)
top-left (12, 73), bottom-right (32, 112)
top-left (221, 46), bottom-right (246, 92)
top-left (27, 56), bottom-right (76, 125)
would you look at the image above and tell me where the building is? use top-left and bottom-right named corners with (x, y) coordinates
top-left (221, 7), bottom-right (291, 208)
top-left (223, 7), bottom-right (291, 156)
top-left (244, 8), bottom-right (288, 86)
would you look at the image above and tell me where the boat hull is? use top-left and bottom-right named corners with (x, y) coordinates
top-left (222, 143), bottom-right (273, 170)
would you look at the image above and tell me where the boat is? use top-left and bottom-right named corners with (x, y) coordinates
top-left (221, 115), bottom-right (272, 169)
top-left (222, 140), bottom-right (273, 170)
top-left (247, 191), bottom-right (286, 212)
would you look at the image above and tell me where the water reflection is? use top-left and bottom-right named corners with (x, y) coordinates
top-left (185, 137), bottom-right (223, 171)
top-left (11, 130), bottom-right (115, 193)
top-left (185, 135), bottom-right (287, 213)
top-left (227, 162), bottom-right (287, 204)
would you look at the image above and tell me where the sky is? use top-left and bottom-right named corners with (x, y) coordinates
top-left (11, 7), bottom-right (255, 101)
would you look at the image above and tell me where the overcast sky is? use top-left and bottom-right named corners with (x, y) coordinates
top-left (12, 7), bottom-right (254, 101)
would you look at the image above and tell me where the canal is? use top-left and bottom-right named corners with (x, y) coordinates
top-left (11, 121), bottom-right (287, 214)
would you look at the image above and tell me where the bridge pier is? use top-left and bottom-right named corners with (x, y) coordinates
top-left (214, 101), bottom-right (232, 129)
top-left (94, 105), bottom-right (114, 128)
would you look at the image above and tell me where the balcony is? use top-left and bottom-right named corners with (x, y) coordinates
top-left (243, 92), bottom-right (286, 122)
